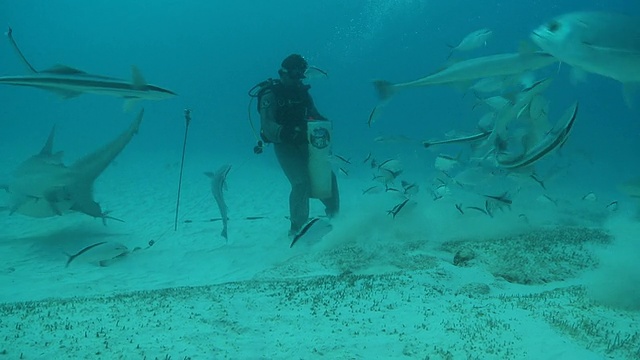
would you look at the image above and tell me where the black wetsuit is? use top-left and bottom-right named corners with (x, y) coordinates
top-left (259, 81), bottom-right (340, 233)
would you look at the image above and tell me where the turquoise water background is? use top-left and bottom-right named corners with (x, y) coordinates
top-left (0, 0), bottom-right (638, 203)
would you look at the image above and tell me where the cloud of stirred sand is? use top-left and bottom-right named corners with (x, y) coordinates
top-left (585, 215), bottom-right (640, 311)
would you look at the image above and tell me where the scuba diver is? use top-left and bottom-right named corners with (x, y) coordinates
top-left (253, 54), bottom-right (339, 237)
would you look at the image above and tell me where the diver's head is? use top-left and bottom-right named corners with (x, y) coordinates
top-left (278, 54), bottom-right (308, 85)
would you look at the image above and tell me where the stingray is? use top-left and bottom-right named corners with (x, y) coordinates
top-left (1, 109), bottom-right (144, 223)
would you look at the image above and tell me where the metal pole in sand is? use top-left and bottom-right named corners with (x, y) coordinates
top-left (174, 109), bottom-right (191, 231)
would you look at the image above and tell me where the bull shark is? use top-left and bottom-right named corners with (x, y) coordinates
top-left (1, 27), bottom-right (176, 110)
top-left (373, 51), bottom-right (557, 101)
top-left (531, 12), bottom-right (640, 105)
top-left (2, 109), bottom-right (144, 222)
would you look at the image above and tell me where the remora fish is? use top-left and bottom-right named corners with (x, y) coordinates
top-left (205, 164), bottom-right (232, 240)
top-left (423, 131), bottom-right (491, 148)
top-left (531, 12), bottom-right (640, 86)
top-left (65, 241), bottom-right (129, 267)
top-left (2, 27), bottom-right (176, 110)
top-left (4, 110), bottom-right (144, 221)
top-left (496, 102), bottom-right (578, 170)
top-left (373, 51), bottom-right (557, 101)
top-left (290, 217), bottom-right (333, 248)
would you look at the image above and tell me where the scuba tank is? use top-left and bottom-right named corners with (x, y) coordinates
top-left (247, 78), bottom-right (278, 154)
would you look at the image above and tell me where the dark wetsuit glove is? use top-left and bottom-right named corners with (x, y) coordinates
top-left (280, 124), bottom-right (306, 144)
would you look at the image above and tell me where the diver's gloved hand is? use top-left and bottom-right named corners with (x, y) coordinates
top-left (280, 124), bottom-right (307, 144)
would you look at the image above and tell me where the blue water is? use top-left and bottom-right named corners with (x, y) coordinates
top-left (0, 1), bottom-right (638, 218)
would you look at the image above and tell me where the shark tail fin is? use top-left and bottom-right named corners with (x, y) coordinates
top-left (373, 80), bottom-right (396, 102)
top-left (6, 27), bottom-right (38, 73)
top-left (64, 252), bottom-right (75, 268)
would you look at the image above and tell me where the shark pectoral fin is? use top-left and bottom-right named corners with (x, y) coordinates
top-left (131, 65), bottom-right (147, 89)
top-left (622, 83), bottom-right (637, 109)
top-left (44, 190), bottom-right (70, 216)
top-left (123, 98), bottom-right (141, 112)
top-left (70, 199), bottom-right (102, 218)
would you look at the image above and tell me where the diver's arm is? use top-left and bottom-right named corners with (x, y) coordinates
top-left (259, 90), bottom-right (283, 143)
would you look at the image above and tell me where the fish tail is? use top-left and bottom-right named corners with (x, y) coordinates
top-left (372, 80), bottom-right (396, 101)
top-left (64, 252), bottom-right (75, 268)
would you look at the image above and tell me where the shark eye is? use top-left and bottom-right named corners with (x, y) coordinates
top-left (547, 20), bottom-right (560, 33)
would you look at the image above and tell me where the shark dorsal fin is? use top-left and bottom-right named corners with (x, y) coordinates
top-left (131, 65), bottom-right (147, 88)
top-left (43, 64), bottom-right (87, 75)
top-left (40, 125), bottom-right (56, 155)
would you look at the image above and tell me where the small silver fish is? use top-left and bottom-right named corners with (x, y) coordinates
top-left (448, 28), bottom-right (493, 58)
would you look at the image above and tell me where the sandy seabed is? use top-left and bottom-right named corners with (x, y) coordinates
top-left (1, 152), bottom-right (639, 360)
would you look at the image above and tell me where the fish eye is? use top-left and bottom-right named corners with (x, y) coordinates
top-left (547, 20), bottom-right (560, 33)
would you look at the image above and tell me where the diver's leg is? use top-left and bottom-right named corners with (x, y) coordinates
top-left (274, 143), bottom-right (310, 233)
top-left (321, 171), bottom-right (340, 217)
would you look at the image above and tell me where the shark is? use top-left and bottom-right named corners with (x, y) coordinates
top-left (373, 51), bottom-right (557, 101)
top-left (2, 109), bottom-right (144, 222)
top-left (1, 27), bottom-right (176, 110)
